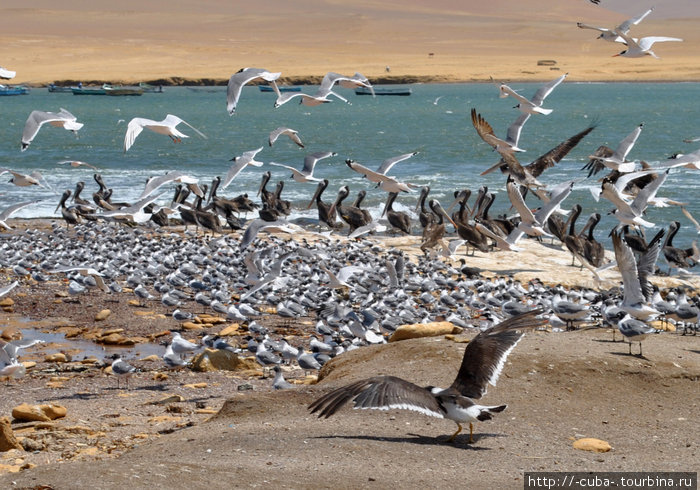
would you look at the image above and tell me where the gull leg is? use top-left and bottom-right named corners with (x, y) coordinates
top-left (469, 422), bottom-right (475, 444)
top-left (446, 423), bottom-right (462, 442)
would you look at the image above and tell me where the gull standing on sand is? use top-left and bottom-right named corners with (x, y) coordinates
top-left (111, 356), bottom-right (136, 389)
top-left (577, 7), bottom-right (654, 43)
top-left (227, 67), bottom-right (281, 115)
top-left (221, 147), bottom-right (264, 190)
top-left (21, 108), bottom-right (83, 151)
top-left (270, 151), bottom-right (337, 183)
top-left (123, 114), bottom-right (207, 152)
top-left (269, 127), bottom-right (305, 148)
top-left (612, 29), bottom-right (682, 58)
top-left (496, 73), bottom-right (567, 115)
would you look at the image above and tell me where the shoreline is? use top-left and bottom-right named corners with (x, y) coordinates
top-left (19, 76), bottom-right (700, 89)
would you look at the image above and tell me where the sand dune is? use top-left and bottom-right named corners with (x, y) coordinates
top-left (1, 0), bottom-right (698, 85)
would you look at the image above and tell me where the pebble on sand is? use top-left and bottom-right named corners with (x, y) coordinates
top-left (389, 321), bottom-right (462, 342)
top-left (0, 417), bottom-right (23, 452)
top-left (190, 348), bottom-right (259, 372)
top-left (94, 309), bottom-right (111, 321)
top-left (573, 438), bottom-right (612, 453)
top-left (11, 403), bottom-right (67, 422)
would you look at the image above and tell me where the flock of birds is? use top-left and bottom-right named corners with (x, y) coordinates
top-left (1, 6), bottom-right (699, 443)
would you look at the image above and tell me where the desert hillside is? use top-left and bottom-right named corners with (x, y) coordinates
top-left (1, 0), bottom-right (698, 85)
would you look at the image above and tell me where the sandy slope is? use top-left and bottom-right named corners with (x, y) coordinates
top-left (1, 329), bottom-right (698, 489)
top-left (1, 0), bottom-right (698, 85)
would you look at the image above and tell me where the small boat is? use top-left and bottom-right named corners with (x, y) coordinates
top-left (104, 84), bottom-right (144, 96)
top-left (259, 85), bottom-right (301, 92)
top-left (47, 83), bottom-right (73, 93)
top-left (72, 85), bottom-right (106, 95)
top-left (355, 86), bottom-right (412, 96)
top-left (0, 84), bottom-right (29, 96)
top-left (139, 82), bottom-right (164, 93)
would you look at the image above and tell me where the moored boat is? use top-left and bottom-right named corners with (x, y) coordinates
top-left (355, 86), bottom-right (412, 96)
top-left (139, 82), bottom-right (164, 93)
top-left (0, 84), bottom-right (29, 95)
top-left (259, 85), bottom-right (301, 92)
top-left (48, 83), bottom-right (73, 93)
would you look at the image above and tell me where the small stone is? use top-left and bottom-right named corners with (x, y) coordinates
top-left (0, 298), bottom-right (14, 307)
top-left (389, 321), bottom-right (462, 342)
top-left (153, 372), bottom-right (169, 381)
top-left (0, 417), bottom-right (23, 452)
top-left (97, 333), bottom-right (136, 346)
top-left (0, 327), bottom-right (20, 340)
top-left (149, 394), bottom-right (185, 405)
top-left (139, 354), bottom-right (160, 362)
top-left (44, 353), bottom-right (68, 363)
top-left (148, 415), bottom-right (182, 424)
top-left (218, 324), bottom-right (240, 336)
top-left (102, 328), bottom-right (124, 335)
top-left (573, 438), bottom-right (612, 453)
top-left (184, 382), bottom-right (208, 389)
top-left (181, 321), bottom-right (203, 331)
top-left (190, 349), bottom-right (259, 372)
top-left (19, 438), bottom-right (44, 452)
top-left (195, 409), bottom-right (218, 415)
top-left (11, 403), bottom-right (67, 422)
top-left (94, 309), bottom-right (112, 321)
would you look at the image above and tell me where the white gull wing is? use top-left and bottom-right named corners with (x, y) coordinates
top-left (222, 147), bottom-right (264, 190)
top-left (22, 108), bottom-right (82, 151)
top-left (506, 177), bottom-right (536, 225)
top-left (610, 123), bottom-right (643, 162)
top-left (227, 67), bottom-right (281, 115)
top-left (123, 117), bottom-right (151, 151)
top-left (611, 231), bottom-right (646, 306)
top-left (303, 151), bottom-right (337, 175)
top-left (638, 36), bottom-right (684, 52)
top-left (629, 168), bottom-right (668, 216)
top-left (504, 113), bottom-right (530, 150)
top-left (533, 180), bottom-right (574, 224)
top-left (268, 127), bottom-right (304, 148)
top-left (375, 151), bottom-right (419, 175)
top-left (530, 73), bottom-right (567, 107)
top-left (0, 281), bottom-right (19, 299)
top-left (0, 199), bottom-right (43, 229)
top-left (162, 114), bottom-right (207, 140)
top-left (139, 171), bottom-right (198, 199)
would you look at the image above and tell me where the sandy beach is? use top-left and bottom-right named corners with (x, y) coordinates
top-left (0, 218), bottom-right (699, 487)
top-left (2, 1), bottom-right (699, 86)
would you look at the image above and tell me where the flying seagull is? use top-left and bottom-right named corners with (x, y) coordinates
top-left (496, 73), bottom-right (567, 115)
top-left (221, 147), bottom-right (264, 190)
top-left (123, 114), bottom-right (207, 152)
top-left (21, 108), bottom-right (83, 151)
top-left (0, 200), bottom-right (43, 230)
top-left (472, 108), bottom-right (529, 155)
top-left (227, 67), bottom-right (281, 115)
top-left (270, 151), bottom-right (336, 183)
top-left (612, 29), bottom-right (682, 58)
top-left (309, 309), bottom-right (546, 443)
top-left (269, 127), bottom-right (304, 148)
top-left (577, 7), bottom-right (654, 43)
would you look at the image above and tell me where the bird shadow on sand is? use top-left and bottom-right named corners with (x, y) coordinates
top-left (608, 351), bottom-right (649, 361)
top-left (37, 391), bottom-right (103, 402)
top-left (313, 432), bottom-right (501, 450)
top-left (592, 338), bottom-right (623, 344)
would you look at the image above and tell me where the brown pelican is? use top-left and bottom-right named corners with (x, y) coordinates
top-left (420, 199), bottom-right (447, 254)
top-left (204, 177), bottom-right (244, 230)
top-left (663, 221), bottom-right (699, 274)
top-left (307, 179), bottom-right (340, 229)
top-left (432, 200), bottom-right (489, 255)
top-left (478, 192), bottom-right (515, 237)
top-left (55, 189), bottom-right (82, 227)
top-left (274, 181), bottom-right (292, 216)
top-left (258, 171), bottom-right (276, 209)
top-left (329, 186), bottom-right (372, 234)
top-left (415, 186), bottom-right (434, 229)
top-left (563, 204), bottom-right (585, 266)
top-left (382, 192), bottom-right (411, 235)
top-left (582, 213), bottom-right (605, 267)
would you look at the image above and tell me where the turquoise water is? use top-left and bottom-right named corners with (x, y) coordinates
top-left (1, 82), bottom-right (699, 246)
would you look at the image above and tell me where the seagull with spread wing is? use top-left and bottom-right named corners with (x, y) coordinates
top-left (21, 108), bottom-right (83, 151)
top-left (497, 73), bottom-right (567, 115)
top-left (472, 108), bottom-right (529, 156)
top-left (227, 67), bottom-right (281, 115)
top-left (309, 309), bottom-right (546, 443)
top-left (123, 114), bottom-right (206, 152)
top-left (270, 151), bottom-right (336, 183)
top-left (577, 7), bottom-right (654, 43)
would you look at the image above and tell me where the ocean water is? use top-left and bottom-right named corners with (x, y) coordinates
top-left (1, 81), bottom-right (699, 247)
